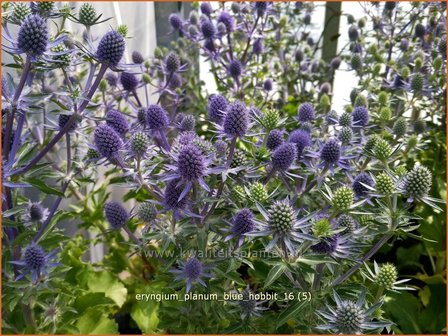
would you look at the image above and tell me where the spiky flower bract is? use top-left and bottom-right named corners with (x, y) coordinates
top-left (317, 291), bottom-right (390, 334)
top-left (172, 257), bottom-right (210, 292)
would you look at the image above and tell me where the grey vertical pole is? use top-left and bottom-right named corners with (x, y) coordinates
top-left (321, 2), bottom-right (342, 64)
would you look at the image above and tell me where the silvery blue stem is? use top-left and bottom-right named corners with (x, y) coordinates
top-left (158, 129), bottom-right (171, 152)
top-left (7, 108), bottom-right (26, 165)
top-left (332, 233), bottom-right (394, 286)
top-left (3, 57), bottom-right (32, 159)
top-left (201, 137), bottom-right (237, 222)
top-left (12, 63), bottom-right (108, 176)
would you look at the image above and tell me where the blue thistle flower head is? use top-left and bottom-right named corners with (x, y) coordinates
top-left (266, 129), bottom-right (284, 151)
top-left (263, 79), bottom-right (273, 92)
top-left (58, 114), bottom-right (77, 133)
top-left (177, 144), bottom-right (206, 181)
top-left (414, 23), bottom-right (426, 38)
top-left (320, 83), bottom-right (331, 95)
top-left (288, 129), bottom-right (311, 159)
top-left (200, 2), bottom-right (213, 16)
top-left (223, 101), bottom-right (249, 138)
top-left (253, 38), bottom-right (264, 55)
top-left (304, 13), bottom-right (312, 25)
top-left (24, 243), bottom-right (46, 272)
top-left (330, 56), bottom-right (341, 69)
top-left (298, 102), bottom-right (315, 122)
top-left (218, 11), bottom-right (234, 31)
top-left (254, 1), bottom-right (268, 16)
top-left (94, 124), bottom-right (123, 158)
top-left (120, 71), bottom-right (139, 91)
top-left (172, 257), bottom-right (211, 293)
top-left (320, 139), bottom-right (341, 165)
top-left (200, 20), bottom-right (216, 39)
top-left (106, 109), bottom-right (129, 135)
top-left (146, 104), bottom-right (169, 130)
top-left (104, 201), bottom-right (128, 229)
top-left (105, 72), bottom-right (118, 86)
top-left (311, 235), bottom-right (339, 254)
top-left (272, 142), bottom-right (297, 171)
top-left (326, 110), bottom-right (339, 125)
top-left (169, 13), bottom-right (183, 31)
top-left (352, 43), bottom-right (363, 54)
top-left (208, 94), bottom-right (228, 124)
top-left (131, 50), bottom-right (144, 64)
top-left (348, 25), bottom-right (359, 41)
top-left (352, 106), bottom-right (369, 127)
top-left (231, 208), bottom-right (255, 236)
top-left (352, 172), bottom-right (374, 197)
top-left (400, 38), bottom-right (409, 51)
top-left (11, 242), bottom-right (58, 283)
top-left (229, 59), bottom-right (243, 78)
top-left (185, 257), bottom-right (203, 280)
top-left (164, 52), bottom-right (180, 74)
top-left (164, 180), bottom-right (188, 211)
top-left (96, 30), bottom-right (126, 66)
top-left (203, 38), bottom-right (216, 53)
top-left (18, 14), bottom-right (49, 57)
top-left (214, 140), bottom-right (228, 156)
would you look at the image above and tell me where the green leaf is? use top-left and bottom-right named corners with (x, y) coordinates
top-left (74, 293), bottom-right (115, 314)
top-left (87, 271), bottom-right (127, 308)
top-left (131, 300), bottom-right (159, 334)
top-left (276, 300), bottom-right (307, 327)
top-left (75, 308), bottom-right (118, 334)
top-left (264, 263), bottom-right (286, 288)
top-left (25, 177), bottom-right (65, 196)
